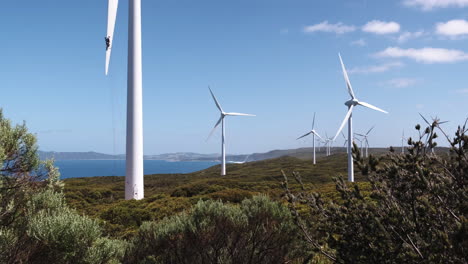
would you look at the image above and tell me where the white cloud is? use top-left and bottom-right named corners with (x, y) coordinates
top-left (303, 21), bottom-right (356, 34)
top-left (397, 31), bottom-right (426, 43)
top-left (375, 47), bottom-right (468, 63)
top-left (362, 20), bottom-right (400, 34)
top-left (403, 0), bottom-right (468, 10)
top-left (436, 19), bottom-right (468, 36)
top-left (350, 39), bottom-right (367, 46)
top-left (349, 61), bottom-right (404, 74)
top-left (384, 78), bottom-right (420, 88)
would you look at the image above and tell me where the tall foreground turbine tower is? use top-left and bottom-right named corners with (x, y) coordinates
top-left (106, 0), bottom-right (144, 200)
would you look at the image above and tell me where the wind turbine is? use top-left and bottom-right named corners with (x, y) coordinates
top-left (333, 54), bottom-right (388, 182)
top-left (105, 0), bottom-right (144, 200)
top-left (419, 113), bottom-right (448, 154)
top-left (341, 132), bottom-right (348, 153)
top-left (316, 138), bottom-right (322, 152)
top-left (296, 113), bottom-right (323, 164)
top-left (323, 133), bottom-right (329, 156)
top-left (354, 136), bottom-right (364, 154)
top-left (355, 126), bottom-right (375, 158)
top-left (207, 87), bottom-right (255, 175)
top-left (327, 136), bottom-right (334, 155)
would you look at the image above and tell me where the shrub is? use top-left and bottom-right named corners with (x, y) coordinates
top-left (283, 119), bottom-right (468, 263)
top-left (126, 195), bottom-right (305, 264)
top-left (0, 109), bottom-right (126, 263)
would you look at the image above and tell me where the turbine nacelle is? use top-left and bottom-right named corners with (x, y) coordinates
top-left (345, 99), bottom-right (359, 107)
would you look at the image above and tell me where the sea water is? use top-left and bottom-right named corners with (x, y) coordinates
top-left (54, 160), bottom-right (218, 179)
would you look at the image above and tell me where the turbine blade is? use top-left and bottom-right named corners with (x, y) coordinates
top-left (341, 131), bottom-right (346, 139)
top-left (206, 117), bottom-right (223, 141)
top-left (333, 105), bottom-right (354, 141)
top-left (358, 101), bottom-right (388, 114)
top-left (355, 133), bottom-right (366, 137)
top-left (297, 131), bottom-right (312, 140)
top-left (313, 131), bottom-right (324, 141)
top-left (338, 53), bottom-right (356, 99)
top-left (209, 87), bottom-right (224, 113)
top-left (366, 125), bottom-right (375, 135)
top-left (312, 112), bottom-right (316, 129)
top-left (105, 0), bottom-right (119, 75)
top-left (419, 113), bottom-right (430, 126)
top-left (225, 112), bottom-right (255, 116)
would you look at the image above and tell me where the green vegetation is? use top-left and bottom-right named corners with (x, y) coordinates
top-left (284, 119), bottom-right (468, 263)
top-left (2, 108), bottom-right (466, 263)
top-left (125, 195), bottom-right (305, 263)
top-left (64, 152), bottom-right (365, 237)
top-left (0, 110), bottom-right (125, 263)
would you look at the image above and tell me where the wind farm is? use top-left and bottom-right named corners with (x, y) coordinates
top-left (1, 1), bottom-right (467, 263)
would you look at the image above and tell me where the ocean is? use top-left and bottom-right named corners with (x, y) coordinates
top-left (54, 160), bottom-right (218, 179)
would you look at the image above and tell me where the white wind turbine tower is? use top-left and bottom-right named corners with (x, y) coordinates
top-left (316, 138), bottom-right (324, 152)
top-left (333, 54), bottom-right (388, 182)
top-left (323, 133), bottom-right (329, 156)
top-left (328, 136), bottom-right (334, 156)
top-left (207, 87), bottom-right (255, 176)
top-left (296, 113), bottom-right (324, 164)
top-left (105, 0), bottom-right (144, 200)
top-left (324, 133), bottom-right (333, 156)
top-left (355, 126), bottom-right (375, 158)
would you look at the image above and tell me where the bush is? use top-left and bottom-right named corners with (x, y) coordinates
top-left (0, 109), bottom-right (126, 263)
top-left (284, 119), bottom-right (468, 263)
top-left (126, 195), bottom-right (305, 264)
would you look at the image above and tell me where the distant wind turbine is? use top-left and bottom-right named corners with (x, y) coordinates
top-left (316, 138), bottom-right (322, 152)
top-left (419, 113), bottom-right (448, 154)
top-left (324, 133), bottom-right (334, 156)
top-left (341, 132), bottom-right (348, 153)
top-left (355, 126), bottom-right (375, 158)
top-left (333, 54), bottom-right (388, 182)
top-left (105, 0), bottom-right (144, 200)
top-left (296, 113), bottom-right (324, 164)
top-left (354, 136), bottom-right (363, 154)
top-left (207, 87), bottom-right (255, 175)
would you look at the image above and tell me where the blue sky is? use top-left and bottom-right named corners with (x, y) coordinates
top-left (1, 0), bottom-right (467, 155)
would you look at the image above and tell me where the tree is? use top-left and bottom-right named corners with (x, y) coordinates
top-left (0, 109), bottom-right (126, 264)
top-left (283, 119), bottom-right (468, 263)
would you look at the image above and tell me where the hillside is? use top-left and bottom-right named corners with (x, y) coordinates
top-left (39, 146), bottom-right (395, 161)
top-left (63, 153), bottom-right (370, 238)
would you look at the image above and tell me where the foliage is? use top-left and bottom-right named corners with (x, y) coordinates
top-left (0, 109), bottom-right (125, 264)
top-left (283, 119), bottom-right (468, 263)
top-left (125, 195), bottom-right (306, 264)
top-left (64, 153), bottom-right (359, 237)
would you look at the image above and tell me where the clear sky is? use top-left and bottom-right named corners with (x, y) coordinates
top-left (1, 0), bottom-right (467, 155)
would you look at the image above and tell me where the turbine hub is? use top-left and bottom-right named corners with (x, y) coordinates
top-left (345, 99), bottom-right (359, 107)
